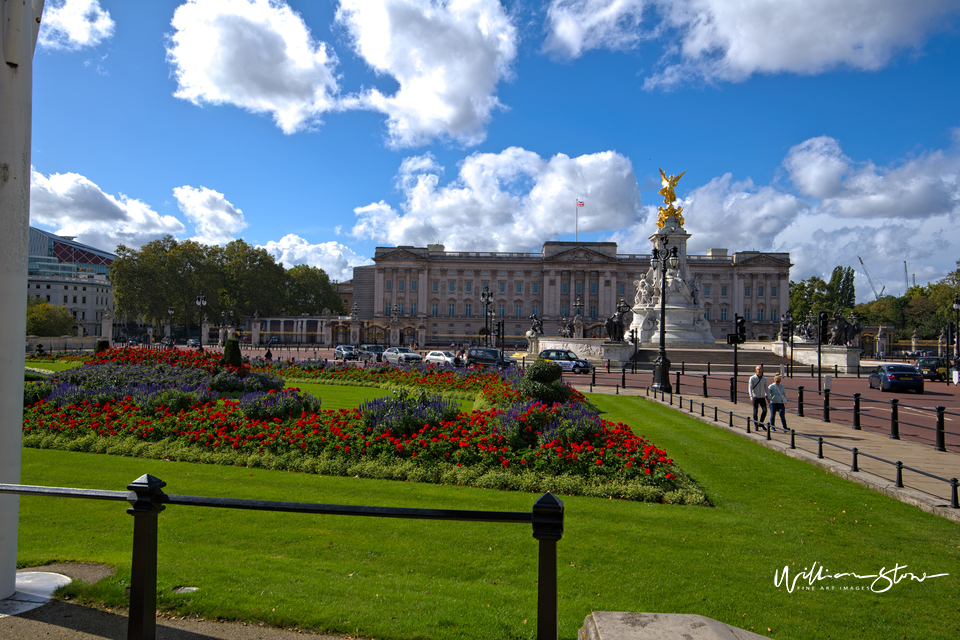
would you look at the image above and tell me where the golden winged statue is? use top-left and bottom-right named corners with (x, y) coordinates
top-left (656, 168), bottom-right (686, 228)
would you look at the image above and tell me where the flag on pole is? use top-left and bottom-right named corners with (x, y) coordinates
top-left (577, 200), bottom-right (585, 207)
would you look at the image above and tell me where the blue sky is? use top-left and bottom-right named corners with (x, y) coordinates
top-left (28, 0), bottom-right (960, 301)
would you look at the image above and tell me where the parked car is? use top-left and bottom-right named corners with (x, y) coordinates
top-left (383, 347), bottom-right (423, 365)
top-left (160, 337), bottom-right (173, 346)
top-left (537, 349), bottom-right (592, 374)
top-left (465, 347), bottom-right (515, 369)
top-left (357, 344), bottom-right (386, 363)
top-left (916, 356), bottom-right (949, 381)
top-left (424, 350), bottom-right (460, 366)
top-left (334, 345), bottom-right (358, 361)
top-left (868, 364), bottom-right (924, 393)
top-left (127, 338), bottom-right (139, 346)
top-left (186, 338), bottom-right (200, 348)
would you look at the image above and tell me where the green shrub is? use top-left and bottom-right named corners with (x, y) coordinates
top-left (95, 340), bottom-right (109, 354)
top-left (222, 338), bottom-right (242, 368)
top-left (524, 358), bottom-right (562, 383)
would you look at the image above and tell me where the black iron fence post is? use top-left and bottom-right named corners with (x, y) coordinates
top-left (675, 370), bottom-right (680, 393)
top-left (126, 474), bottom-right (167, 640)
top-left (853, 393), bottom-right (861, 430)
top-left (729, 377), bottom-right (736, 403)
top-left (707, 362), bottom-right (711, 375)
top-left (702, 374), bottom-right (708, 398)
top-left (532, 493), bottom-right (564, 640)
top-left (621, 367), bottom-right (626, 388)
top-left (823, 389), bottom-right (830, 423)
top-left (797, 386), bottom-right (804, 417)
top-left (591, 369), bottom-right (596, 387)
top-left (890, 399), bottom-right (900, 440)
top-left (935, 406), bottom-right (946, 452)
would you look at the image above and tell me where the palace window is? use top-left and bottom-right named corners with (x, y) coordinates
top-left (515, 304), bottom-right (522, 317)
top-left (398, 281), bottom-right (404, 292)
top-left (431, 304), bottom-right (438, 316)
top-left (721, 286), bottom-right (728, 297)
top-left (590, 283), bottom-right (597, 295)
top-left (589, 305), bottom-right (597, 318)
top-left (465, 303), bottom-right (472, 317)
top-left (411, 281), bottom-right (417, 291)
top-left (465, 281), bottom-right (472, 293)
top-left (448, 303), bottom-right (456, 316)
top-left (410, 303), bottom-right (417, 315)
top-left (499, 282), bottom-right (505, 293)
top-left (720, 308), bottom-right (728, 321)
top-left (532, 283), bottom-right (539, 294)
top-left (576, 282), bottom-right (583, 295)
top-left (561, 282), bottom-right (568, 294)
top-left (704, 284), bottom-right (711, 296)
top-left (771, 285), bottom-right (777, 297)
top-left (432, 281), bottom-right (439, 292)
top-left (449, 281), bottom-right (456, 293)
top-left (385, 280), bottom-right (391, 291)
top-left (516, 282), bottom-right (522, 294)
top-left (744, 285), bottom-right (751, 297)
top-left (498, 304), bottom-right (505, 316)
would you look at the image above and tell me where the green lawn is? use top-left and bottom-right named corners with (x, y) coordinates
top-left (24, 361), bottom-right (82, 372)
top-left (289, 381), bottom-right (476, 413)
top-left (16, 392), bottom-right (959, 640)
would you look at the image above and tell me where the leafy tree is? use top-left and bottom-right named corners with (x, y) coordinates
top-left (219, 240), bottom-right (286, 319)
top-left (26, 296), bottom-right (76, 336)
top-left (285, 264), bottom-right (341, 315)
top-left (826, 266), bottom-right (856, 310)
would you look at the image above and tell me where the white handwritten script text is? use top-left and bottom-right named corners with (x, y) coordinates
top-left (774, 561), bottom-right (948, 593)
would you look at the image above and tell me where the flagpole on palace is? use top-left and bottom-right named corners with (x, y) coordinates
top-left (575, 200), bottom-right (578, 242)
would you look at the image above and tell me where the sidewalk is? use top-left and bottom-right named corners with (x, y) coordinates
top-left (571, 382), bottom-right (960, 525)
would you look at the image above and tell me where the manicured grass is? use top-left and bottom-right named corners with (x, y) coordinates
top-left (290, 382), bottom-right (476, 413)
top-left (24, 361), bottom-right (81, 372)
top-left (17, 395), bottom-right (959, 640)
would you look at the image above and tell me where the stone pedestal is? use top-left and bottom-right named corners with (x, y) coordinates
top-left (629, 220), bottom-right (713, 347)
top-left (580, 611), bottom-right (770, 640)
top-left (100, 308), bottom-right (114, 343)
top-left (537, 338), bottom-right (635, 365)
top-left (251, 321), bottom-right (260, 345)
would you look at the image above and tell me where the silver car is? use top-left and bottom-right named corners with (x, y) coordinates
top-left (538, 349), bottom-right (592, 374)
top-left (383, 347), bottom-right (424, 365)
top-left (424, 350), bottom-right (460, 366)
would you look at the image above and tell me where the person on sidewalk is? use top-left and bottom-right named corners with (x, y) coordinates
top-left (749, 365), bottom-right (769, 426)
top-left (767, 374), bottom-right (788, 431)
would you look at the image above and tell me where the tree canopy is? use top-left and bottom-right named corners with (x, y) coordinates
top-left (26, 296), bottom-right (76, 336)
top-left (791, 260), bottom-right (960, 341)
top-left (110, 236), bottom-right (343, 332)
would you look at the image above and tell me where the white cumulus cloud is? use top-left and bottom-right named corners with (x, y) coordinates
top-left (173, 186), bottom-right (248, 246)
top-left (166, 0), bottom-right (339, 134)
top-left (627, 135), bottom-right (960, 298)
top-left (336, 0), bottom-right (518, 148)
top-left (30, 169), bottom-right (185, 251)
top-left (39, 0), bottom-right (115, 50)
top-left (259, 234), bottom-right (369, 282)
top-left (543, 0), bottom-right (648, 59)
top-left (350, 147), bottom-right (643, 250)
top-left (542, 0), bottom-right (960, 88)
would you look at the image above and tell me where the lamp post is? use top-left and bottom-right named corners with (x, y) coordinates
top-left (784, 311), bottom-right (794, 378)
top-left (953, 294), bottom-right (959, 363)
top-left (651, 236), bottom-right (679, 393)
top-left (167, 306), bottom-right (174, 345)
top-left (195, 291), bottom-right (207, 347)
top-left (480, 285), bottom-right (493, 347)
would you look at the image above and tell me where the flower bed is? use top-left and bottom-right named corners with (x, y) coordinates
top-left (21, 351), bottom-right (707, 504)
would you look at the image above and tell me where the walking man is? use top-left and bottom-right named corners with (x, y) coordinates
top-left (749, 365), bottom-right (769, 426)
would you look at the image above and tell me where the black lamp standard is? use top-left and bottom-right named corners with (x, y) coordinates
top-left (480, 285), bottom-right (493, 347)
top-left (953, 294), bottom-right (959, 362)
top-left (783, 311), bottom-right (794, 378)
top-left (195, 291), bottom-right (207, 347)
top-left (651, 237), bottom-right (679, 393)
top-left (167, 306), bottom-right (174, 345)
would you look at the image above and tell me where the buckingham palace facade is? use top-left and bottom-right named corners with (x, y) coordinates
top-left (351, 241), bottom-right (791, 347)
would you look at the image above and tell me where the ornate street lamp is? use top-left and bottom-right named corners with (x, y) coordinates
top-left (953, 294), bottom-right (959, 361)
top-left (167, 306), bottom-right (174, 345)
top-left (480, 285), bottom-right (493, 347)
top-left (651, 237), bottom-right (679, 393)
top-left (195, 291), bottom-right (207, 347)
top-left (574, 296), bottom-right (583, 318)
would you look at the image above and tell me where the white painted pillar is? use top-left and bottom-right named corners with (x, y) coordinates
top-left (1, 0), bottom-right (45, 601)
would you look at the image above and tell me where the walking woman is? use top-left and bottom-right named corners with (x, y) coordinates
top-left (767, 374), bottom-right (788, 431)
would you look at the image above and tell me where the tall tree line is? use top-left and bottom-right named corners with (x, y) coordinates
top-left (110, 236), bottom-right (343, 334)
top-left (790, 261), bottom-right (960, 340)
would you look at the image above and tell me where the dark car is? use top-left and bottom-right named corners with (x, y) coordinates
top-left (868, 364), bottom-right (924, 394)
top-left (916, 356), bottom-right (948, 381)
top-left (465, 347), bottom-right (515, 369)
top-left (538, 349), bottom-right (592, 374)
top-left (357, 344), bottom-right (385, 363)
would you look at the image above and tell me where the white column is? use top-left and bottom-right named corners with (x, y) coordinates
top-left (1, 0), bottom-right (45, 601)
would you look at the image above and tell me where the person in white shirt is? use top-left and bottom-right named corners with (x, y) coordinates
top-left (767, 374), bottom-right (788, 430)
top-left (748, 365), bottom-right (769, 426)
